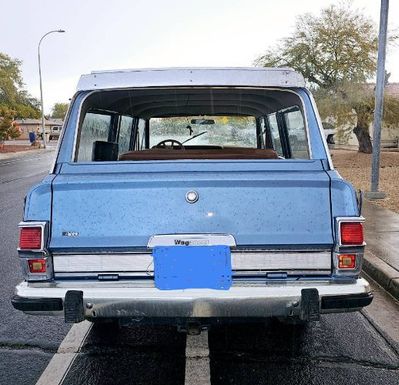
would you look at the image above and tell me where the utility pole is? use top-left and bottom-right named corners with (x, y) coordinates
top-left (38, 29), bottom-right (65, 149)
top-left (367, 0), bottom-right (389, 199)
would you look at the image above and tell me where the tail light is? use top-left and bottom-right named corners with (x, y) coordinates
top-left (19, 227), bottom-right (42, 250)
top-left (334, 252), bottom-right (361, 276)
top-left (337, 254), bottom-right (356, 269)
top-left (340, 222), bottom-right (364, 245)
top-left (18, 222), bottom-right (52, 281)
top-left (334, 217), bottom-right (365, 277)
top-left (28, 258), bottom-right (47, 273)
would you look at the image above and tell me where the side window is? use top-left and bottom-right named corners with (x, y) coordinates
top-left (267, 113), bottom-right (283, 156)
top-left (283, 108), bottom-right (309, 159)
top-left (118, 116), bottom-right (133, 154)
top-left (77, 112), bottom-right (112, 162)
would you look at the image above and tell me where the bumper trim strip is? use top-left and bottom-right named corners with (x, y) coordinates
top-left (321, 292), bottom-right (373, 309)
top-left (11, 295), bottom-right (63, 312)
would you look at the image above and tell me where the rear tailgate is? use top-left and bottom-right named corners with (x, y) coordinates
top-left (50, 160), bottom-right (333, 251)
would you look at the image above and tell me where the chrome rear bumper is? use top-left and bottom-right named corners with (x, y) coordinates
top-left (12, 278), bottom-right (372, 320)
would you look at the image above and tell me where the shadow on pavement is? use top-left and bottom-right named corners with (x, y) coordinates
top-left (208, 314), bottom-right (399, 385)
top-left (62, 323), bottom-right (186, 385)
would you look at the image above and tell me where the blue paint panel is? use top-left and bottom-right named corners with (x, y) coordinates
top-left (328, 171), bottom-right (359, 217)
top-left (24, 175), bottom-right (55, 221)
top-left (50, 167), bottom-right (333, 249)
top-left (153, 246), bottom-right (232, 290)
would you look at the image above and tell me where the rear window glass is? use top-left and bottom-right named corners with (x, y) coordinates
top-left (149, 116), bottom-right (257, 148)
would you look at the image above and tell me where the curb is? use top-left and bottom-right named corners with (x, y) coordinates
top-left (363, 250), bottom-right (399, 301)
top-left (35, 321), bottom-right (92, 385)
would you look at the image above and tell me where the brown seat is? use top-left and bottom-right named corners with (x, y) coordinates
top-left (119, 147), bottom-right (278, 161)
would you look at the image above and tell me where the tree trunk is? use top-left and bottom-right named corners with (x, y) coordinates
top-left (353, 110), bottom-right (373, 154)
top-left (353, 124), bottom-right (372, 153)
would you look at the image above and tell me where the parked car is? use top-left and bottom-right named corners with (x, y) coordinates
top-left (12, 68), bottom-right (372, 329)
top-left (48, 125), bottom-right (62, 141)
top-left (323, 122), bottom-right (336, 144)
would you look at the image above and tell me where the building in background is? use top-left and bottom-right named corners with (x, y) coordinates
top-left (14, 118), bottom-right (63, 140)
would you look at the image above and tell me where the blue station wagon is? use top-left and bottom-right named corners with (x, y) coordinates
top-left (12, 67), bottom-right (372, 328)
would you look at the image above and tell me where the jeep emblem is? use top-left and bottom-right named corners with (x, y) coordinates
top-left (185, 190), bottom-right (199, 204)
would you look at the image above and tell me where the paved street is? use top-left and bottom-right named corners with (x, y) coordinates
top-left (0, 149), bottom-right (71, 385)
top-left (0, 150), bottom-right (398, 385)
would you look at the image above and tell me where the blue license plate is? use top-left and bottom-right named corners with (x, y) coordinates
top-left (152, 245), bottom-right (232, 290)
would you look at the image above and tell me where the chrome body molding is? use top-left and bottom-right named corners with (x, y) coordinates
top-left (52, 250), bottom-right (332, 274)
top-left (14, 278), bottom-right (371, 318)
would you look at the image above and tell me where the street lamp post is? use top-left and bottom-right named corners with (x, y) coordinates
top-left (38, 29), bottom-right (65, 149)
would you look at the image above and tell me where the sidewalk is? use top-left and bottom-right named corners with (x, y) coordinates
top-left (0, 141), bottom-right (57, 160)
top-left (362, 200), bottom-right (399, 300)
top-left (0, 148), bottom-right (42, 160)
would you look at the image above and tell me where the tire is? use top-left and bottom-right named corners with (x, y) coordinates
top-left (326, 134), bottom-right (335, 144)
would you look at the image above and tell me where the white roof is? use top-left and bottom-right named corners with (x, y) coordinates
top-left (76, 67), bottom-right (305, 91)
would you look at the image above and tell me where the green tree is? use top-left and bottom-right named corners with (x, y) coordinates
top-left (255, 4), bottom-right (399, 153)
top-left (0, 107), bottom-right (20, 144)
top-left (51, 102), bottom-right (69, 119)
top-left (0, 52), bottom-right (40, 119)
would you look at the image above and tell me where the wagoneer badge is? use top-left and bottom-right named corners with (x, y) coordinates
top-left (185, 190), bottom-right (199, 204)
top-left (62, 231), bottom-right (79, 237)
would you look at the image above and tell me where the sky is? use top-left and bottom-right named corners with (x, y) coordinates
top-left (1, 0), bottom-right (398, 114)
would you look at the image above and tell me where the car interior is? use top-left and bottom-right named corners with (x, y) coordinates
top-left (74, 88), bottom-right (310, 162)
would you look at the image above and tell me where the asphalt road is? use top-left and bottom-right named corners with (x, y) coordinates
top-left (56, 305), bottom-right (399, 385)
top-left (0, 149), bottom-right (71, 385)
top-left (1, 149), bottom-right (398, 385)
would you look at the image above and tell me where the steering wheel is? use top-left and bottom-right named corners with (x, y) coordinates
top-left (154, 139), bottom-right (184, 149)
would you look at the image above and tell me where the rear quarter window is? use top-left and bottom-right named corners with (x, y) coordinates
top-left (283, 108), bottom-right (309, 159)
top-left (77, 112), bottom-right (112, 162)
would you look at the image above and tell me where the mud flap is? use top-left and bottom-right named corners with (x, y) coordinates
top-left (300, 288), bottom-right (320, 321)
top-left (64, 290), bottom-right (84, 323)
